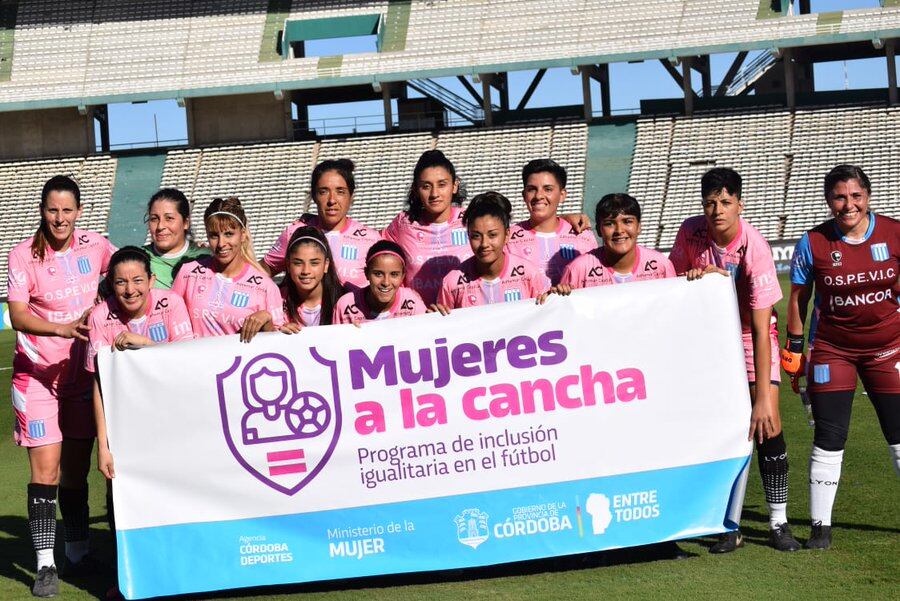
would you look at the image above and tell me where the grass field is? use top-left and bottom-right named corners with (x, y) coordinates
top-left (0, 275), bottom-right (897, 600)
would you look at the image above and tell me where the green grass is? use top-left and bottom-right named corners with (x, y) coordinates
top-left (0, 275), bottom-right (897, 599)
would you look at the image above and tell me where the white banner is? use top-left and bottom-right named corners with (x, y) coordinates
top-left (100, 275), bottom-right (752, 599)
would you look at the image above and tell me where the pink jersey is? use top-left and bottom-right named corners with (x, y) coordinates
top-left (333, 287), bottom-right (426, 324)
top-left (279, 285), bottom-right (323, 327)
top-left (382, 206), bottom-right (473, 305)
top-left (561, 246), bottom-right (676, 288)
top-left (438, 253), bottom-right (547, 308)
top-left (7, 230), bottom-right (114, 396)
top-left (669, 216), bottom-right (782, 331)
top-left (506, 218), bottom-right (598, 285)
top-left (263, 214), bottom-right (381, 291)
top-left (171, 256), bottom-right (285, 338)
top-left (85, 289), bottom-right (194, 372)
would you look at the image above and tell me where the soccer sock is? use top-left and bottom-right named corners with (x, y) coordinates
top-left (889, 443), bottom-right (900, 477)
top-left (58, 486), bottom-right (90, 563)
top-left (27, 483), bottom-right (57, 570)
top-left (809, 445), bottom-right (843, 527)
top-left (757, 433), bottom-right (789, 528)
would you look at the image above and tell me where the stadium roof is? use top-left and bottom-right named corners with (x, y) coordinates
top-left (1, 1), bottom-right (899, 112)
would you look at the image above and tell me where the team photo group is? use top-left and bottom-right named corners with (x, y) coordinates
top-left (7, 150), bottom-right (899, 598)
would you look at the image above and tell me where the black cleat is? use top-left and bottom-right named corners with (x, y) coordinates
top-left (769, 523), bottom-right (801, 551)
top-left (709, 530), bottom-right (743, 554)
top-left (806, 523), bottom-right (832, 550)
top-left (32, 566), bottom-right (58, 598)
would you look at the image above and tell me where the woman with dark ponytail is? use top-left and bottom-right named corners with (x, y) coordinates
top-left (434, 191), bottom-right (547, 312)
top-left (7, 175), bottom-right (116, 595)
top-left (382, 150), bottom-right (473, 305)
top-left (263, 159), bottom-right (381, 291)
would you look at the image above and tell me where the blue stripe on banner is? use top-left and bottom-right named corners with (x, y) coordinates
top-left (117, 456), bottom-right (749, 599)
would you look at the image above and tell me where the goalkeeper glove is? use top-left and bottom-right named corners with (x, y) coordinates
top-left (780, 334), bottom-right (805, 375)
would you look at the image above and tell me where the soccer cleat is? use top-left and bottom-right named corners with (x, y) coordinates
top-left (32, 566), bottom-right (58, 598)
top-left (709, 530), bottom-right (743, 554)
top-left (806, 523), bottom-right (832, 550)
top-left (769, 523), bottom-right (801, 551)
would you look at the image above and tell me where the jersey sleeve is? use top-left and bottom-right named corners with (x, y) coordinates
top-left (381, 215), bottom-right (401, 243)
top-left (170, 263), bottom-right (190, 299)
top-left (264, 278), bottom-right (286, 327)
top-left (167, 294), bottom-right (194, 342)
top-left (528, 266), bottom-right (549, 298)
top-left (661, 257), bottom-right (677, 279)
top-left (262, 226), bottom-right (292, 275)
top-left (6, 248), bottom-right (33, 303)
top-left (668, 223), bottom-right (692, 275)
top-left (332, 293), bottom-right (351, 324)
top-left (409, 289), bottom-right (427, 315)
top-left (437, 274), bottom-right (456, 308)
top-left (100, 238), bottom-right (117, 274)
top-left (790, 233), bottom-right (814, 286)
top-left (744, 234), bottom-right (782, 310)
top-left (559, 259), bottom-right (581, 288)
top-left (84, 307), bottom-right (108, 373)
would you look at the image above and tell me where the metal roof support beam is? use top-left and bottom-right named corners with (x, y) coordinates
top-left (580, 66), bottom-right (593, 123)
top-left (784, 48), bottom-right (796, 109)
top-left (660, 58), bottom-right (684, 89)
top-left (382, 81), bottom-right (394, 131)
top-left (715, 51), bottom-right (749, 97)
top-left (516, 68), bottom-right (546, 111)
top-left (582, 64), bottom-right (612, 118)
top-left (492, 72), bottom-right (509, 112)
top-left (698, 56), bottom-right (712, 97)
top-left (457, 76), bottom-right (483, 105)
top-left (480, 74), bottom-right (493, 126)
top-left (887, 40), bottom-right (898, 105)
top-left (682, 57), bottom-right (694, 116)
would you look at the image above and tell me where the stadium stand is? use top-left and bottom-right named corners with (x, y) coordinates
top-left (0, 154), bottom-right (116, 296)
top-left (1, 2), bottom-right (898, 109)
top-left (628, 103), bottom-right (900, 249)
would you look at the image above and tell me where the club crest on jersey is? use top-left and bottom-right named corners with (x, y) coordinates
top-left (341, 245), bottom-right (358, 261)
top-left (77, 256), bottom-right (91, 275)
top-left (148, 323), bottom-right (168, 343)
top-left (217, 351), bottom-right (341, 496)
top-left (560, 244), bottom-right (576, 260)
top-left (724, 262), bottom-right (742, 280)
top-left (870, 243), bottom-right (889, 262)
top-left (812, 364), bottom-right (830, 384)
top-left (451, 229), bottom-right (469, 246)
top-left (830, 250), bottom-right (842, 266)
top-left (230, 291), bottom-right (250, 308)
top-left (504, 289), bottom-right (522, 303)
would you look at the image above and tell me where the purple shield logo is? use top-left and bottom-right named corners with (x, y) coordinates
top-left (216, 349), bottom-right (341, 496)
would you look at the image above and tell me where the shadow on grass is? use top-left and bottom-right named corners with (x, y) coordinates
top-left (0, 515), bottom-right (118, 600)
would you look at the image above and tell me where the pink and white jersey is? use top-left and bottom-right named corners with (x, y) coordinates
top-left (561, 246), bottom-right (676, 288)
top-left (263, 214), bottom-right (381, 291)
top-left (382, 207), bottom-right (473, 305)
top-left (669, 216), bottom-right (782, 331)
top-left (7, 230), bottom-right (115, 395)
top-left (506, 218), bottom-right (598, 286)
top-left (333, 287), bottom-right (426, 325)
top-left (172, 256), bottom-right (285, 338)
top-left (438, 253), bottom-right (547, 309)
top-left (279, 286), bottom-right (323, 327)
top-left (85, 289), bottom-right (193, 372)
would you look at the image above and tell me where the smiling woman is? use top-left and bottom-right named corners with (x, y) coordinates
top-left (171, 197), bottom-right (284, 343)
top-left (142, 188), bottom-right (209, 290)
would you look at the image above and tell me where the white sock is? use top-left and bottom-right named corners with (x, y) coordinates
top-left (36, 548), bottom-right (55, 570)
top-left (890, 443), bottom-right (900, 477)
top-left (65, 539), bottom-right (89, 564)
top-left (768, 502), bottom-right (787, 528)
top-left (809, 446), bottom-right (843, 526)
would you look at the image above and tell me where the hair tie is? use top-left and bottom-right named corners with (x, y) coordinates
top-left (290, 235), bottom-right (328, 253)
top-left (207, 211), bottom-right (245, 228)
top-left (367, 250), bottom-right (405, 267)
